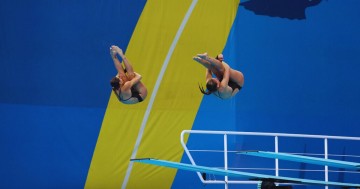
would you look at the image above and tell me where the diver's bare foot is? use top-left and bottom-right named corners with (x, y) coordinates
top-left (111, 45), bottom-right (124, 56)
top-left (193, 56), bottom-right (202, 62)
top-left (110, 46), bottom-right (117, 57)
top-left (197, 52), bottom-right (208, 59)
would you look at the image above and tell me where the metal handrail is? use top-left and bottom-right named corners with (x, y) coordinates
top-left (180, 130), bottom-right (360, 189)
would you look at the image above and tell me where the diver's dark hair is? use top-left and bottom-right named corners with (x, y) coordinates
top-left (110, 77), bottom-right (120, 90)
top-left (215, 54), bottom-right (223, 61)
top-left (206, 79), bottom-right (218, 92)
top-left (199, 83), bottom-right (211, 95)
top-left (198, 80), bottom-right (217, 95)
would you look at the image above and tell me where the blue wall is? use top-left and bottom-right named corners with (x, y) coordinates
top-left (1, 0), bottom-right (360, 188)
top-left (233, 1), bottom-right (360, 187)
top-left (0, 0), bottom-right (145, 188)
top-left (235, 0), bottom-right (360, 136)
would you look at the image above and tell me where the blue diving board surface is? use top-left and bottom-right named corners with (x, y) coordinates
top-left (238, 151), bottom-right (360, 170)
top-left (131, 158), bottom-right (360, 188)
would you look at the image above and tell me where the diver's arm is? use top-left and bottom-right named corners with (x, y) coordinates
top-left (128, 72), bottom-right (142, 87)
top-left (205, 69), bottom-right (212, 82)
top-left (121, 72), bottom-right (142, 92)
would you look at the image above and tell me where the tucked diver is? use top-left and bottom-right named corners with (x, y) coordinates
top-left (193, 53), bottom-right (244, 99)
top-left (110, 45), bottom-right (147, 104)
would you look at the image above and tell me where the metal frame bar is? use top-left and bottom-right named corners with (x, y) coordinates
top-left (180, 130), bottom-right (360, 188)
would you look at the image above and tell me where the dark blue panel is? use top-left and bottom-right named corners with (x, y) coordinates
top-left (0, 0), bottom-right (146, 188)
top-left (0, 103), bottom-right (104, 189)
top-left (0, 0), bottom-right (146, 108)
top-left (240, 0), bottom-right (322, 20)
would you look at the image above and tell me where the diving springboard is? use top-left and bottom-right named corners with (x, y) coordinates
top-left (238, 151), bottom-right (360, 170)
top-left (131, 158), bottom-right (360, 188)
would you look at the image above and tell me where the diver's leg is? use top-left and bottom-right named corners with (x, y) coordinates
top-left (110, 46), bottom-right (127, 79)
top-left (112, 45), bottom-right (135, 79)
top-left (229, 69), bottom-right (244, 87)
top-left (197, 53), bottom-right (224, 72)
top-left (193, 56), bottom-right (212, 69)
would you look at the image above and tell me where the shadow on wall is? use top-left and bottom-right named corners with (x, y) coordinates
top-left (240, 0), bottom-right (322, 20)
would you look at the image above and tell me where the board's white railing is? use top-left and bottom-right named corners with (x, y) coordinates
top-left (180, 130), bottom-right (360, 189)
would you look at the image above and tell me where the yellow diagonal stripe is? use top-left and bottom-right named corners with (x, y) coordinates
top-left (85, 0), bottom-right (239, 188)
